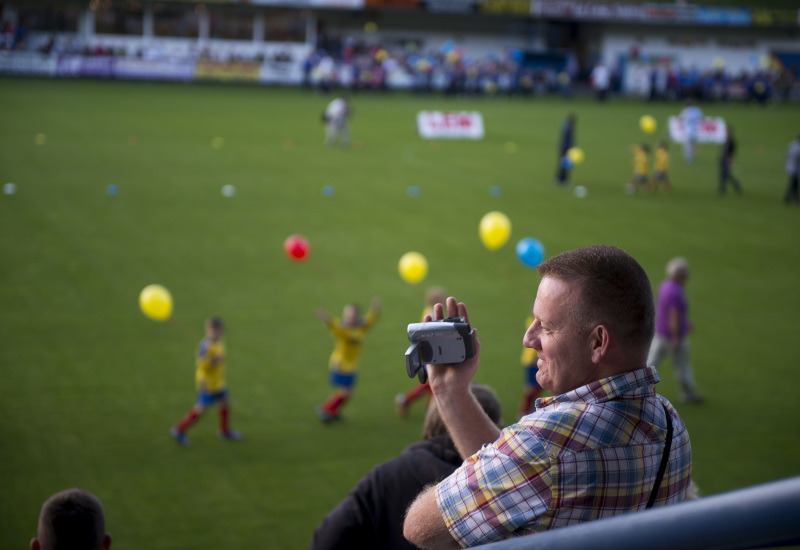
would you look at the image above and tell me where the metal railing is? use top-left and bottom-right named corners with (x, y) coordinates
top-left (484, 476), bottom-right (800, 550)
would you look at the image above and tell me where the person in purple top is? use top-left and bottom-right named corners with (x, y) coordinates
top-left (647, 257), bottom-right (704, 403)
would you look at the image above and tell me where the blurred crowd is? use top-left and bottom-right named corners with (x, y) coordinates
top-left (3, 16), bottom-right (798, 102)
top-left (304, 36), bottom-right (576, 97)
top-left (304, 35), bottom-right (798, 102)
top-left (639, 61), bottom-right (798, 104)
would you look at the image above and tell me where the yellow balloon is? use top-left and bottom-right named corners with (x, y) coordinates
top-left (640, 115), bottom-right (657, 134)
top-left (398, 252), bottom-right (428, 285)
top-left (479, 211), bottom-right (512, 251)
top-left (567, 147), bottom-right (585, 165)
top-left (139, 284), bottom-right (173, 321)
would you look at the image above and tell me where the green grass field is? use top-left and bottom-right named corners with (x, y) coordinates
top-left (1, 78), bottom-right (799, 549)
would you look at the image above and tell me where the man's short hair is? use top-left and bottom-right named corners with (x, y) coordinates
top-left (207, 317), bottom-right (224, 331)
top-left (423, 383), bottom-right (503, 440)
top-left (536, 245), bottom-right (655, 358)
top-left (37, 488), bottom-right (106, 550)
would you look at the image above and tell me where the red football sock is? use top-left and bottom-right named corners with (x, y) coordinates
top-left (322, 391), bottom-right (348, 415)
top-left (406, 383), bottom-right (431, 403)
top-left (176, 408), bottom-right (200, 433)
top-left (219, 403), bottom-right (230, 433)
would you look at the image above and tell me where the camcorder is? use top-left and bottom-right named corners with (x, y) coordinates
top-left (405, 317), bottom-right (476, 383)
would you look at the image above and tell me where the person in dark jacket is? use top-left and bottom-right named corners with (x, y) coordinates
top-left (555, 113), bottom-right (577, 185)
top-left (309, 384), bottom-right (503, 550)
top-left (719, 126), bottom-right (743, 196)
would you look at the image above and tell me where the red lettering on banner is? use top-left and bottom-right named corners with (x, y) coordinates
top-left (417, 110), bottom-right (485, 139)
top-left (426, 112), bottom-right (474, 129)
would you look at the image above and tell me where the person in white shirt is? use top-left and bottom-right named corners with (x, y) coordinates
top-left (324, 96), bottom-right (351, 148)
top-left (590, 62), bottom-right (610, 101)
top-left (679, 100), bottom-right (703, 163)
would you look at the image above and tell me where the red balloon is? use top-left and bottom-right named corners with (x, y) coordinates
top-left (284, 234), bottom-right (310, 262)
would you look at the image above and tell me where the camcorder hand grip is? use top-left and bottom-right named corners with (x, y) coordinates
top-left (405, 317), bottom-right (476, 383)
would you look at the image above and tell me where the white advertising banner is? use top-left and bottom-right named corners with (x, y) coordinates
top-left (417, 111), bottom-right (485, 139)
top-left (668, 116), bottom-right (727, 144)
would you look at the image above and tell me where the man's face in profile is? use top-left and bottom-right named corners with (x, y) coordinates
top-left (524, 277), bottom-right (594, 396)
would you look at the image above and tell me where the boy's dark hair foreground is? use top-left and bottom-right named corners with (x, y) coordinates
top-left (32, 488), bottom-right (111, 550)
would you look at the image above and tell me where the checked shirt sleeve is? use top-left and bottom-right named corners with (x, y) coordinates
top-left (435, 425), bottom-right (552, 547)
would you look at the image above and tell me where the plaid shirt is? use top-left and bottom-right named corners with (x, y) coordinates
top-left (436, 366), bottom-right (692, 547)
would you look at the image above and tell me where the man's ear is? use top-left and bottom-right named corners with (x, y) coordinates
top-left (589, 325), bottom-right (610, 364)
top-left (31, 538), bottom-right (40, 550)
top-left (103, 533), bottom-right (113, 549)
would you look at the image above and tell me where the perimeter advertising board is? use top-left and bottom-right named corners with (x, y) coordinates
top-left (417, 111), bottom-right (485, 139)
top-left (668, 116), bottom-right (727, 144)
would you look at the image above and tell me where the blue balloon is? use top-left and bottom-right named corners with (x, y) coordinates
top-left (322, 185), bottom-right (335, 197)
top-left (407, 185), bottom-right (421, 197)
top-left (106, 184), bottom-right (118, 196)
top-left (489, 185), bottom-right (502, 197)
top-left (516, 238), bottom-right (545, 268)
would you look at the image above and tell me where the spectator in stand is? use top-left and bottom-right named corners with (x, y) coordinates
top-left (1, 20), bottom-right (14, 51)
top-left (31, 488), bottom-right (112, 550)
top-left (784, 134), bottom-right (800, 205)
top-left (404, 246), bottom-right (693, 548)
top-left (311, 383), bottom-right (503, 550)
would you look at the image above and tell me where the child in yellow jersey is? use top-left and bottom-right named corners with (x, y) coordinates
top-left (649, 141), bottom-right (673, 194)
top-left (518, 314), bottom-right (543, 417)
top-left (395, 286), bottom-right (446, 418)
top-left (629, 143), bottom-right (651, 192)
top-left (170, 317), bottom-right (243, 446)
top-left (316, 298), bottom-right (381, 422)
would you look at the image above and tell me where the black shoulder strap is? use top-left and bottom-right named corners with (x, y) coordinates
top-left (646, 401), bottom-right (674, 509)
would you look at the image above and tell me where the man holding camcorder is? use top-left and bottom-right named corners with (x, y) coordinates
top-left (403, 245), bottom-right (694, 549)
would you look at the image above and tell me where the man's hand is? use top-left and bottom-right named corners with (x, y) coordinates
top-left (423, 297), bottom-right (499, 459)
top-left (423, 297), bottom-right (481, 398)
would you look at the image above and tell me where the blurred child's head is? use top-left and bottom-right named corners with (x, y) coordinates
top-left (641, 144), bottom-right (651, 153)
top-left (423, 383), bottom-right (503, 440)
top-left (425, 286), bottom-right (446, 307)
top-left (342, 304), bottom-right (362, 326)
top-left (657, 141), bottom-right (667, 150)
top-left (206, 317), bottom-right (224, 340)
